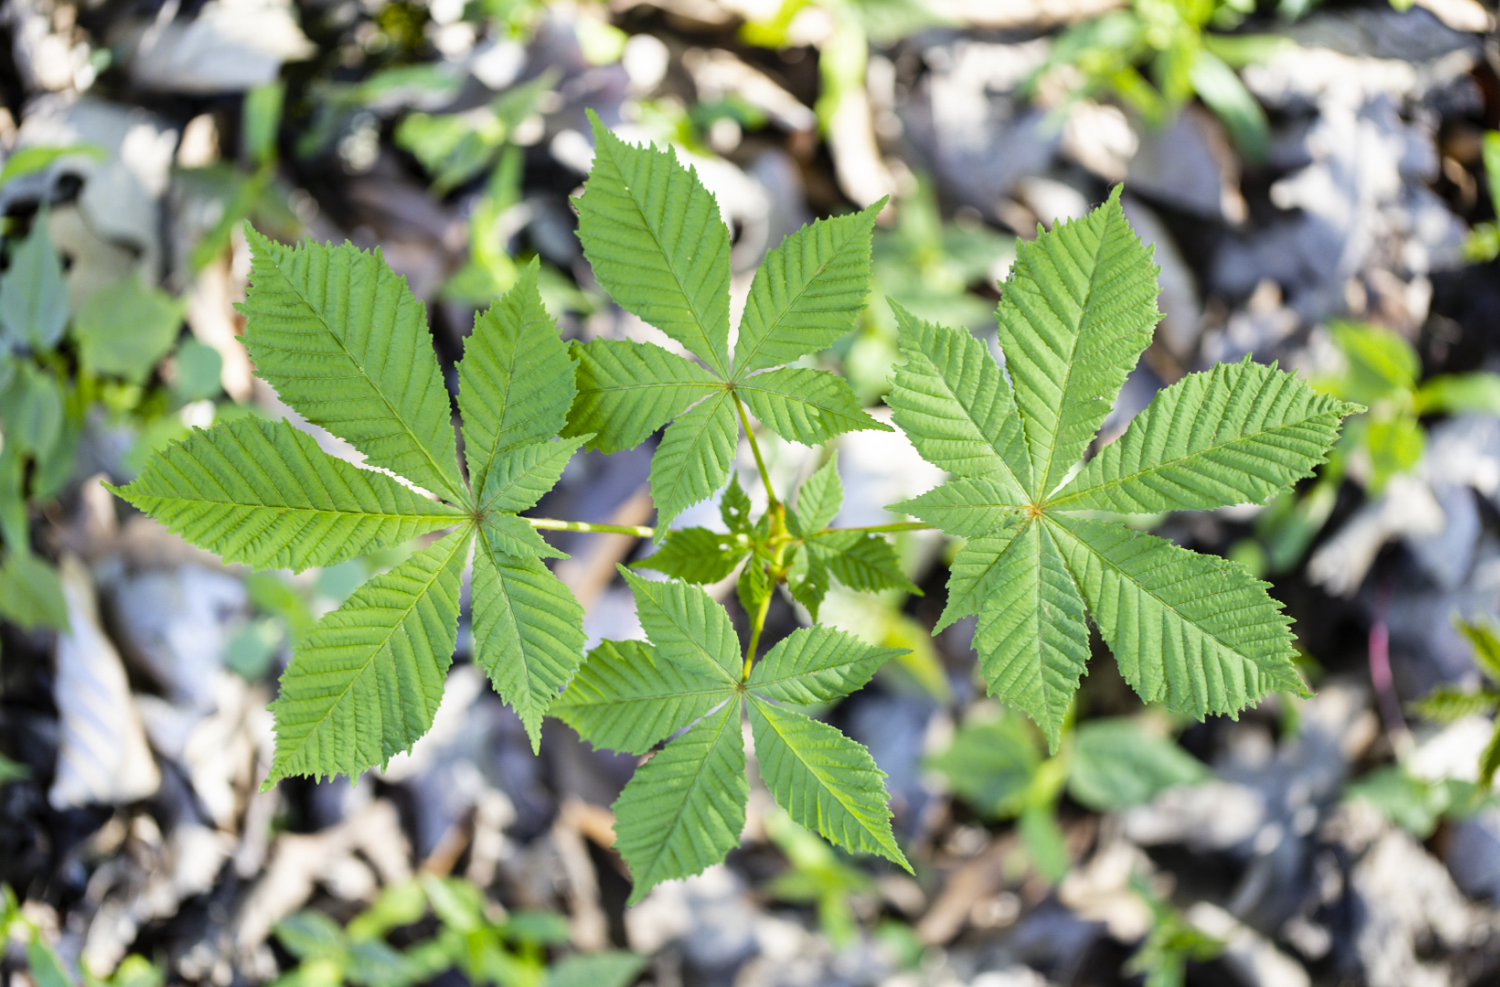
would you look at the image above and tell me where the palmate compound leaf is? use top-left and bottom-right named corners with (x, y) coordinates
top-left (120, 233), bottom-right (594, 785)
top-left (887, 192), bottom-right (1356, 746)
top-left (557, 569), bottom-right (910, 901)
top-left (110, 416), bottom-right (466, 572)
top-left (564, 115), bottom-right (886, 530)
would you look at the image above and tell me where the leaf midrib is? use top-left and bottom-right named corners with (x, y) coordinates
top-left (272, 528), bottom-right (467, 778)
top-left (633, 700), bottom-right (741, 886)
top-left (1048, 517), bottom-right (1290, 679)
top-left (597, 139), bottom-right (730, 376)
top-left (1049, 413), bottom-right (1342, 509)
top-left (259, 246), bottom-right (467, 507)
top-left (750, 698), bottom-right (900, 858)
top-left (1016, 217), bottom-right (1115, 499)
top-left (732, 221), bottom-right (863, 378)
top-left (638, 574), bottom-right (738, 684)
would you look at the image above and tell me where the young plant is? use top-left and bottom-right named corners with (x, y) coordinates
top-left (112, 114), bottom-right (1356, 905)
top-left (1413, 616), bottom-right (1500, 788)
top-left (929, 710), bottom-right (1208, 881)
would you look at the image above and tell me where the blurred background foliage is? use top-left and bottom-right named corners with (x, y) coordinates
top-left (3, 0), bottom-right (1500, 983)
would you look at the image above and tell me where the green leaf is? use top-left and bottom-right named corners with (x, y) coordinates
top-left (553, 639), bottom-right (733, 755)
top-left (275, 910), bottom-right (347, 960)
top-left (0, 361), bottom-right (63, 457)
top-left (1050, 516), bottom-right (1308, 719)
top-left (1189, 50), bottom-right (1270, 162)
top-left (736, 367), bottom-right (889, 446)
top-left (811, 530), bottom-right (917, 594)
top-left (240, 230), bottom-right (466, 505)
top-left (1018, 801), bottom-right (1070, 885)
top-left (564, 339), bottom-right (720, 453)
top-left (266, 528), bottom-right (468, 784)
top-left (737, 553), bottom-right (773, 618)
top-left (747, 697), bottom-right (910, 870)
top-left (457, 260), bottom-right (578, 496)
top-left (543, 953), bottom-right (648, 987)
top-left (1068, 719), bottom-right (1209, 811)
top-left (649, 391), bottom-right (738, 532)
top-left (620, 567), bottom-right (739, 682)
top-left (1482, 725), bottom-right (1500, 788)
top-left (0, 213), bottom-right (67, 350)
top-left (894, 476), bottom-right (1026, 538)
top-left (1327, 320), bottom-right (1418, 404)
top-left (1347, 766), bottom-right (1454, 839)
top-left (785, 546), bottom-right (830, 620)
top-left (171, 339), bottom-right (224, 401)
top-left (1457, 617), bottom-right (1500, 684)
top-left (1054, 357), bottom-right (1357, 513)
top-left (927, 716), bottom-right (1039, 819)
top-left (0, 549), bottom-right (67, 631)
top-left (732, 202), bottom-right (881, 376)
top-left (471, 545), bottom-right (587, 751)
top-left (1415, 372), bottom-right (1500, 416)
top-left (0, 145), bottom-right (104, 193)
top-left (613, 699), bottom-right (748, 904)
top-left (73, 273), bottom-right (182, 383)
top-left (634, 527), bottom-right (746, 583)
top-left (886, 301), bottom-right (1030, 498)
top-left (0, 753), bottom-right (29, 784)
top-left (791, 454), bottom-right (843, 535)
top-left (720, 472), bottom-right (753, 533)
top-left (110, 417), bottom-right (464, 572)
top-left (747, 625), bottom-right (906, 704)
top-left (994, 187), bottom-right (1160, 497)
top-left (933, 522), bottom-right (1027, 632)
top-left (24, 937), bottom-right (74, 987)
top-left (479, 436), bottom-right (589, 515)
top-left (481, 511), bottom-right (566, 560)
top-left (577, 110), bottom-right (732, 376)
top-left (969, 522), bottom-right (1090, 750)
top-left (1411, 687), bottom-right (1500, 723)
top-left (564, 334), bottom-right (723, 450)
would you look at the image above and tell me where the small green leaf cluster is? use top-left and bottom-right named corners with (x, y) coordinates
top-left (1313, 319), bottom-right (1500, 491)
top-left (1414, 617), bottom-right (1500, 789)
top-left (1125, 873), bottom-right (1224, 987)
top-left (111, 115), bottom-right (1357, 906)
top-left (639, 455), bottom-right (915, 623)
top-left (1463, 131), bottom-right (1500, 262)
top-left (929, 710), bottom-right (1207, 881)
top-left (0, 197), bottom-right (198, 632)
top-left (2, 884), bottom-right (164, 987)
top-left (271, 876), bottom-right (643, 987)
top-left (1033, 0), bottom-right (1284, 160)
